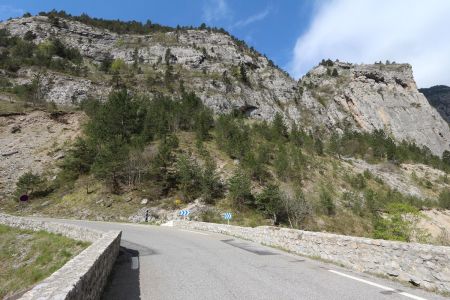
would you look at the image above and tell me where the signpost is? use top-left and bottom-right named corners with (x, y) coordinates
top-left (223, 212), bottom-right (232, 225)
top-left (179, 209), bottom-right (190, 220)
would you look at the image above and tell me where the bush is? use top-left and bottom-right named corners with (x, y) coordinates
top-left (438, 189), bottom-right (450, 209)
top-left (282, 191), bottom-right (312, 228)
top-left (151, 134), bottom-right (179, 189)
top-left (271, 112), bottom-right (288, 140)
top-left (15, 172), bottom-right (48, 198)
top-left (348, 173), bottom-right (367, 190)
top-left (242, 145), bottom-right (270, 183)
top-left (99, 54), bottom-right (113, 72)
top-left (176, 155), bottom-right (202, 202)
top-left (110, 58), bottom-right (126, 73)
top-left (332, 129), bottom-right (447, 171)
top-left (60, 138), bottom-right (96, 181)
top-left (319, 186), bottom-right (335, 215)
top-left (255, 184), bottom-right (283, 224)
top-left (215, 114), bottom-right (251, 159)
top-left (373, 202), bottom-right (420, 242)
top-left (0, 32), bottom-right (82, 75)
top-left (228, 170), bottom-right (253, 208)
top-left (274, 145), bottom-right (289, 180)
top-left (200, 158), bottom-right (223, 204)
top-left (194, 108), bottom-right (214, 142)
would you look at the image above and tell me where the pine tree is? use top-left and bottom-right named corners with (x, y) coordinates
top-left (272, 112), bottom-right (288, 140)
top-left (331, 68), bottom-right (338, 77)
top-left (255, 184), bottom-right (283, 224)
top-left (228, 170), bottom-right (253, 207)
top-left (239, 63), bottom-right (249, 85)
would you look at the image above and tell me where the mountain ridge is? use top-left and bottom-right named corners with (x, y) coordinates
top-left (1, 13), bottom-right (450, 155)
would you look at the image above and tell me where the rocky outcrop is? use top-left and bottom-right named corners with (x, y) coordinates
top-left (0, 16), bottom-right (300, 122)
top-left (299, 62), bottom-right (450, 155)
top-left (1, 16), bottom-right (450, 155)
top-left (14, 68), bottom-right (111, 106)
top-left (0, 111), bottom-right (84, 199)
top-left (420, 85), bottom-right (450, 123)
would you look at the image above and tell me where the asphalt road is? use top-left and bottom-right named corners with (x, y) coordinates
top-left (35, 218), bottom-right (447, 300)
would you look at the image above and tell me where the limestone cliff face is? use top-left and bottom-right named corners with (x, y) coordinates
top-left (1, 16), bottom-right (450, 155)
top-left (0, 16), bottom-right (300, 122)
top-left (299, 62), bottom-right (450, 155)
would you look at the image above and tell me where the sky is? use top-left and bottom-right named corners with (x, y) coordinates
top-left (0, 0), bottom-right (449, 87)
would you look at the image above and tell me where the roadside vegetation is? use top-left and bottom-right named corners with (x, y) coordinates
top-left (7, 87), bottom-right (450, 244)
top-left (0, 224), bottom-right (89, 298)
top-left (2, 12), bottom-right (450, 245)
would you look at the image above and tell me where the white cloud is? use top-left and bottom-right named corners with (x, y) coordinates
top-left (0, 5), bottom-right (24, 21)
top-left (232, 8), bottom-right (270, 29)
top-left (202, 0), bottom-right (230, 22)
top-left (288, 0), bottom-right (450, 87)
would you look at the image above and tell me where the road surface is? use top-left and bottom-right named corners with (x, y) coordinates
top-left (35, 218), bottom-right (447, 300)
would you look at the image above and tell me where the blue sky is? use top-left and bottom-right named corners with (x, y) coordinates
top-left (1, 0), bottom-right (449, 87)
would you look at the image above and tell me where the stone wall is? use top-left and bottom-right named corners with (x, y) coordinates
top-left (0, 214), bottom-right (121, 300)
top-left (172, 220), bottom-right (450, 293)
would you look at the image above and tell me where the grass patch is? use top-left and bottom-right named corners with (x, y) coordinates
top-left (0, 224), bottom-right (89, 298)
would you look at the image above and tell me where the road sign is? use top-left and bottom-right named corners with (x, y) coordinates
top-left (179, 210), bottom-right (190, 217)
top-left (223, 212), bottom-right (232, 220)
top-left (223, 212), bottom-right (232, 224)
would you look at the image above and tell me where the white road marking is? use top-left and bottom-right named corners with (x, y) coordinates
top-left (179, 229), bottom-right (209, 235)
top-left (131, 257), bottom-right (139, 270)
top-left (328, 270), bottom-right (428, 300)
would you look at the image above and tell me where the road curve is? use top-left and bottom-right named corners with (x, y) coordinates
top-left (33, 218), bottom-right (446, 300)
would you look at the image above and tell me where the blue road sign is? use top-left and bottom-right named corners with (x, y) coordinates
top-left (223, 212), bottom-right (232, 220)
top-left (179, 210), bottom-right (190, 216)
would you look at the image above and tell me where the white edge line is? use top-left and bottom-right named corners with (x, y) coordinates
top-left (328, 270), bottom-right (428, 300)
top-left (179, 229), bottom-right (209, 236)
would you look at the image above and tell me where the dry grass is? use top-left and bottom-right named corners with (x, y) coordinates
top-left (0, 224), bottom-right (89, 299)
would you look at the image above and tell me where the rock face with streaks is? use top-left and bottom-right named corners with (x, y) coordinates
top-left (1, 16), bottom-right (450, 155)
top-left (298, 62), bottom-right (450, 155)
top-left (0, 16), bottom-right (300, 122)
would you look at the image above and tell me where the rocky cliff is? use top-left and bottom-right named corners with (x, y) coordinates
top-left (420, 85), bottom-right (450, 123)
top-left (0, 15), bottom-right (300, 121)
top-left (299, 62), bottom-right (450, 155)
top-left (1, 15), bottom-right (450, 155)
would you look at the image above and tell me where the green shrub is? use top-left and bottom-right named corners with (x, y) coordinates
top-left (319, 186), bottom-right (335, 215)
top-left (15, 172), bottom-right (49, 198)
top-left (348, 173), bottom-right (367, 190)
top-left (215, 114), bottom-right (251, 159)
top-left (438, 189), bottom-right (450, 209)
top-left (373, 202), bottom-right (420, 242)
top-left (110, 58), bottom-right (126, 73)
top-left (255, 184), bottom-right (283, 224)
top-left (199, 158), bottom-right (223, 204)
top-left (176, 155), bottom-right (202, 202)
top-left (227, 170), bottom-right (253, 208)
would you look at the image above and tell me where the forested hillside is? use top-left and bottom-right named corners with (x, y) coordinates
top-left (1, 11), bottom-right (450, 245)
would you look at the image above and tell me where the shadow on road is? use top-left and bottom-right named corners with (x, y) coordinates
top-left (221, 239), bottom-right (278, 255)
top-left (102, 240), bottom-right (151, 300)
